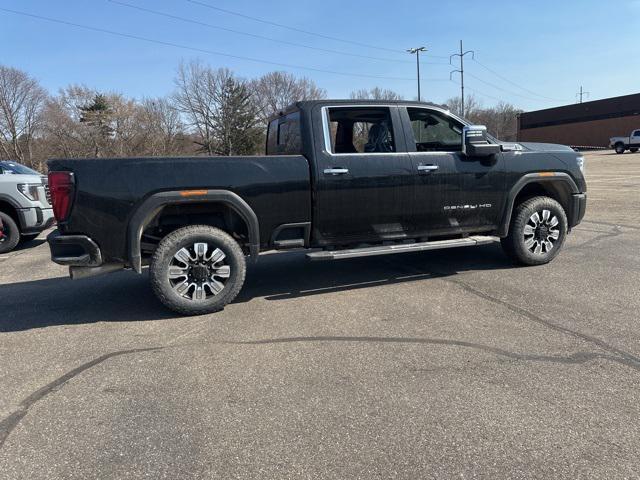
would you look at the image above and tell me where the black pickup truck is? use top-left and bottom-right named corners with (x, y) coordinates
top-left (47, 100), bottom-right (587, 315)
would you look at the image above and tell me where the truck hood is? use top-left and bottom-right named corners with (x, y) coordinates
top-left (0, 173), bottom-right (44, 184)
top-left (518, 142), bottom-right (575, 153)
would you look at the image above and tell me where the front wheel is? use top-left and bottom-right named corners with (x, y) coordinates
top-left (0, 212), bottom-right (20, 254)
top-left (149, 225), bottom-right (246, 315)
top-left (615, 143), bottom-right (626, 154)
top-left (501, 196), bottom-right (568, 266)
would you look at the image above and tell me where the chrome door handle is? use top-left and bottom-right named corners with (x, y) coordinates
top-left (417, 164), bottom-right (439, 172)
top-left (324, 168), bottom-right (349, 175)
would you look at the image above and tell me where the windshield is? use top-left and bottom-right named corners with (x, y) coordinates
top-left (0, 161), bottom-right (40, 175)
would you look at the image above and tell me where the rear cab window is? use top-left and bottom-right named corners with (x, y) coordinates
top-left (266, 110), bottom-right (303, 155)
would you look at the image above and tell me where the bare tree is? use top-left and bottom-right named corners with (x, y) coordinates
top-left (444, 95), bottom-right (522, 141)
top-left (444, 94), bottom-right (482, 119)
top-left (350, 87), bottom-right (404, 101)
top-left (0, 65), bottom-right (47, 169)
top-left (138, 98), bottom-right (187, 156)
top-left (172, 61), bottom-right (220, 155)
top-left (172, 62), bottom-right (262, 155)
top-left (251, 71), bottom-right (326, 121)
top-left (41, 85), bottom-right (98, 159)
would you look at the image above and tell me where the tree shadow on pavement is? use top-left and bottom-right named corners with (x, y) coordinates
top-left (0, 244), bottom-right (514, 332)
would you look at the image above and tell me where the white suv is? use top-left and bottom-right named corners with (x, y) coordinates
top-left (0, 160), bottom-right (54, 253)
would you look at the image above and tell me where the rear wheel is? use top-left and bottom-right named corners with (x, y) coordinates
top-left (630, 148), bottom-right (638, 153)
top-left (501, 196), bottom-right (568, 266)
top-left (0, 212), bottom-right (20, 254)
top-left (149, 225), bottom-right (246, 315)
top-left (615, 143), bottom-right (626, 154)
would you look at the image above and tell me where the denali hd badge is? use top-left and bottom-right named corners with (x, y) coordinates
top-left (444, 204), bottom-right (492, 210)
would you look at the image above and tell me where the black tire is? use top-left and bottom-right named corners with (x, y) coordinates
top-left (630, 148), bottom-right (638, 153)
top-left (501, 196), bottom-right (568, 266)
top-left (614, 143), bottom-right (625, 154)
top-left (0, 212), bottom-right (20, 254)
top-left (149, 225), bottom-right (246, 316)
top-left (20, 233), bottom-right (40, 243)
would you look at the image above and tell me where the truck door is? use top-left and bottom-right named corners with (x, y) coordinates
top-left (399, 106), bottom-right (505, 236)
top-left (312, 105), bottom-right (414, 245)
top-left (631, 130), bottom-right (640, 147)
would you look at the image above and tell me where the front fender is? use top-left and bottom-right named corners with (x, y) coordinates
top-left (498, 173), bottom-right (580, 237)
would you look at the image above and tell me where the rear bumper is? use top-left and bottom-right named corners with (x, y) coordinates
top-left (570, 193), bottom-right (587, 228)
top-left (47, 230), bottom-right (103, 266)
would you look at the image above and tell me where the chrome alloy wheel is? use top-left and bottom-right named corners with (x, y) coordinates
top-left (168, 242), bottom-right (231, 301)
top-left (523, 209), bottom-right (560, 255)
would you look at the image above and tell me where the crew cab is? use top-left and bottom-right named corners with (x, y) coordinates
top-left (610, 129), bottom-right (640, 154)
top-left (47, 100), bottom-right (587, 315)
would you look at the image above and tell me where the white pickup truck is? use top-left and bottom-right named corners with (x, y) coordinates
top-left (610, 129), bottom-right (640, 154)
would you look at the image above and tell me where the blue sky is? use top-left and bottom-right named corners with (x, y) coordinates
top-left (1, 0), bottom-right (638, 112)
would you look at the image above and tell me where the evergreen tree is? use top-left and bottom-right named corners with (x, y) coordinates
top-left (79, 94), bottom-right (114, 138)
top-left (212, 77), bottom-right (261, 156)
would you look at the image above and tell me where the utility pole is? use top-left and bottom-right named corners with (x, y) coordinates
top-left (576, 86), bottom-right (590, 103)
top-left (407, 46), bottom-right (427, 101)
top-left (449, 40), bottom-right (474, 117)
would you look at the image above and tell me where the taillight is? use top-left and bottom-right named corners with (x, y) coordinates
top-left (48, 171), bottom-right (75, 222)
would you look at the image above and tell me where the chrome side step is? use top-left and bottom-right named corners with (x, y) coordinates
top-left (306, 236), bottom-right (498, 261)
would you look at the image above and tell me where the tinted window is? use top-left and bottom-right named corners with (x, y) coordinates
top-left (326, 107), bottom-right (396, 154)
top-left (266, 111), bottom-right (302, 155)
top-left (407, 108), bottom-right (463, 152)
top-left (0, 161), bottom-right (39, 175)
top-left (278, 111), bottom-right (302, 154)
top-left (266, 119), bottom-right (278, 155)
top-left (633, 130), bottom-right (640, 137)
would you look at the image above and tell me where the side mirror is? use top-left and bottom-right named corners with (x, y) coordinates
top-left (462, 125), bottom-right (501, 157)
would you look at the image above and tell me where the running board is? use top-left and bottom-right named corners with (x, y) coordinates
top-left (306, 236), bottom-right (498, 261)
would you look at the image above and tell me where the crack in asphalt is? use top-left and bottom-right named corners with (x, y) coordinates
top-left (567, 225), bottom-right (623, 251)
top-left (442, 278), bottom-right (640, 372)
top-left (230, 335), bottom-right (630, 367)
top-left (381, 258), bottom-right (640, 373)
top-left (582, 220), bottom-right (640, 231)
top-left (0, 347), bottom-right (161, 449)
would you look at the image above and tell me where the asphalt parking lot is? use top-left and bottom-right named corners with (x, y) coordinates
top-left (1, 150), bottom-right (639, 479)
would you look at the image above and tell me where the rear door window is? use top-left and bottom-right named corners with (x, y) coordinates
top-left (325, 107), bottom-right (396, 154)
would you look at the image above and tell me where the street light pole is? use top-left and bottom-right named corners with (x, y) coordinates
top-left (407, 46), bottom-right (427, 101)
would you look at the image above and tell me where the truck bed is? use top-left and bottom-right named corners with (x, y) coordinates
top-left (48, 155), bottom-right (312, 263)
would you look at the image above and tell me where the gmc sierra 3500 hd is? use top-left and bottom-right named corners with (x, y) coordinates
top-left (47, 100), bottom-right (587, 315)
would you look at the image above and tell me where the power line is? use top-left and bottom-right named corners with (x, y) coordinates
top-left (0, 7), bottom-right (451, 82)
top-left (185, 0), bottom-right (450, 61)
top-left (107, 0), bottom-right (447, 66)
top-left (448, 79), bottom-right (512, 104)
top-left (472, 57), bottom-right (570, 103)
top-left (465, 72), bottom-right (553, 103)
